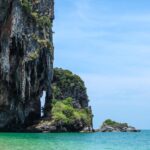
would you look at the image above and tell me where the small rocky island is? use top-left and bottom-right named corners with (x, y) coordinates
top-left (27, 68), bottom-right (93, 132)
top-left (99, 119), bottom-right (140, 132)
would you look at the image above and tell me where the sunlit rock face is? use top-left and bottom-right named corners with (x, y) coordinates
top-left (0, 0), bottom-right (54, 130)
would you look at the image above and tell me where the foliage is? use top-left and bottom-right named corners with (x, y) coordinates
top-left (26, 49), bottom-right (40, 61)
top-left (23, 32), bottom-right (53, 62)
top-left (20, 0), bottom-right (32, 13)
top-left (51, 97), bottom-right (92, 126)
top-left (52, 68), bottom-right (88, 107)
top-left (32, 34), bottom-right (52, 49)
top-left (20, 0), bottom-right (51, 27)
top-left (31, 12), bottom-right (51, 27)
top-left (103, 119), bottom-right (128, 127)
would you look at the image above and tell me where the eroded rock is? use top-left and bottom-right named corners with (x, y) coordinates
top-left (99, 119), bottom-right (140, 132)
top-left (0, 0), bottom-right (54, 130)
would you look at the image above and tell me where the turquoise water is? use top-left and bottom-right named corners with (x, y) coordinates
top-left (0, 131), bottom-right (150, 150)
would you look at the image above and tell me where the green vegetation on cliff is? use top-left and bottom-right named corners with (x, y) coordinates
top-left (42, 68), bottom-right (93, 131)
top-left (52, 68), bottom-right (89, 108)
top-left (100, 119), bottom-right (140, 132)
top-left (20, 0), bottom-right (51, 27)
top-left (51, 97), bottom-right (92, 127)
top-left (102, 119), bottom-right (128, 127)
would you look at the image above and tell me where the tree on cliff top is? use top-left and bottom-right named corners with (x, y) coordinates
top-left (52, 68), bottom-right (89, 108)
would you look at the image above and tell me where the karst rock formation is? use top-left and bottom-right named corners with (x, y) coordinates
top-left (0, 0), bottom-right (54, 130)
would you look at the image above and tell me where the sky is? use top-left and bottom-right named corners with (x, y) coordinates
top-left (53, 0), bottom-right (150, 129)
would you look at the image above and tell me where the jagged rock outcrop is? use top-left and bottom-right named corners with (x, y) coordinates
top-left (0, 0), bottom-right (54, 130)
top-left (28, 68), bottom-right (93, 132)
top-left (99, 119), bottom-right (140, 132)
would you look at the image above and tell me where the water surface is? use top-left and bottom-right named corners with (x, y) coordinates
top-left (0, 130), bottom-right (150, 150)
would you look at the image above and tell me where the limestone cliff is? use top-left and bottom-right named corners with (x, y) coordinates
top-left (28, 68), bottom-right (93, 132)
top-left (51, 68), bottom-right (93, 131)
top-left (0, 1), bottom-right (93, 132)
top-left (0, 0), bottom-right (54, 130)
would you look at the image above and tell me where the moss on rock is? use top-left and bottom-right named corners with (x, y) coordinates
top-left (20, 0), bottom-right (51, 27)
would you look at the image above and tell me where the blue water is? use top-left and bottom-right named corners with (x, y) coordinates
top-left (0, 130), bottom-right (150, 150)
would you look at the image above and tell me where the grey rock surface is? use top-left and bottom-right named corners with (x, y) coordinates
top-left (0, 0), bottom-right (54, 130)
top-left (99, 120), bottom-right (140, 132)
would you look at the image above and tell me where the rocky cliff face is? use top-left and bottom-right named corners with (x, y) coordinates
top-left (27, 68), bottom-right (93, 132)
top-left (0, 0), bottom-right (54, 130)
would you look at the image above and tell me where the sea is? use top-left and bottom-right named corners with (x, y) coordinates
top-left (0, 130), bottom-right (150, 150)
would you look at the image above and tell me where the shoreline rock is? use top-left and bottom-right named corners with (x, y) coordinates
top-left (99, 119), bottom-right (140, 132)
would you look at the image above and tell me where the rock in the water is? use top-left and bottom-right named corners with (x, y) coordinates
top-left (49, 68), bottom-right (93, 132)
top-left (27, 68), bottom-right (94, 133)
top-left (99, 119), bottom-right (140, 132)
top-left (30, 97), bottom-right (93, 132)
top-left (27, 119), bottom-right (57, 133)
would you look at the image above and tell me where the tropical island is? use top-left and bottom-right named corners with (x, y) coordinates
top-left (99, 119), bottom-right (140, 132)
